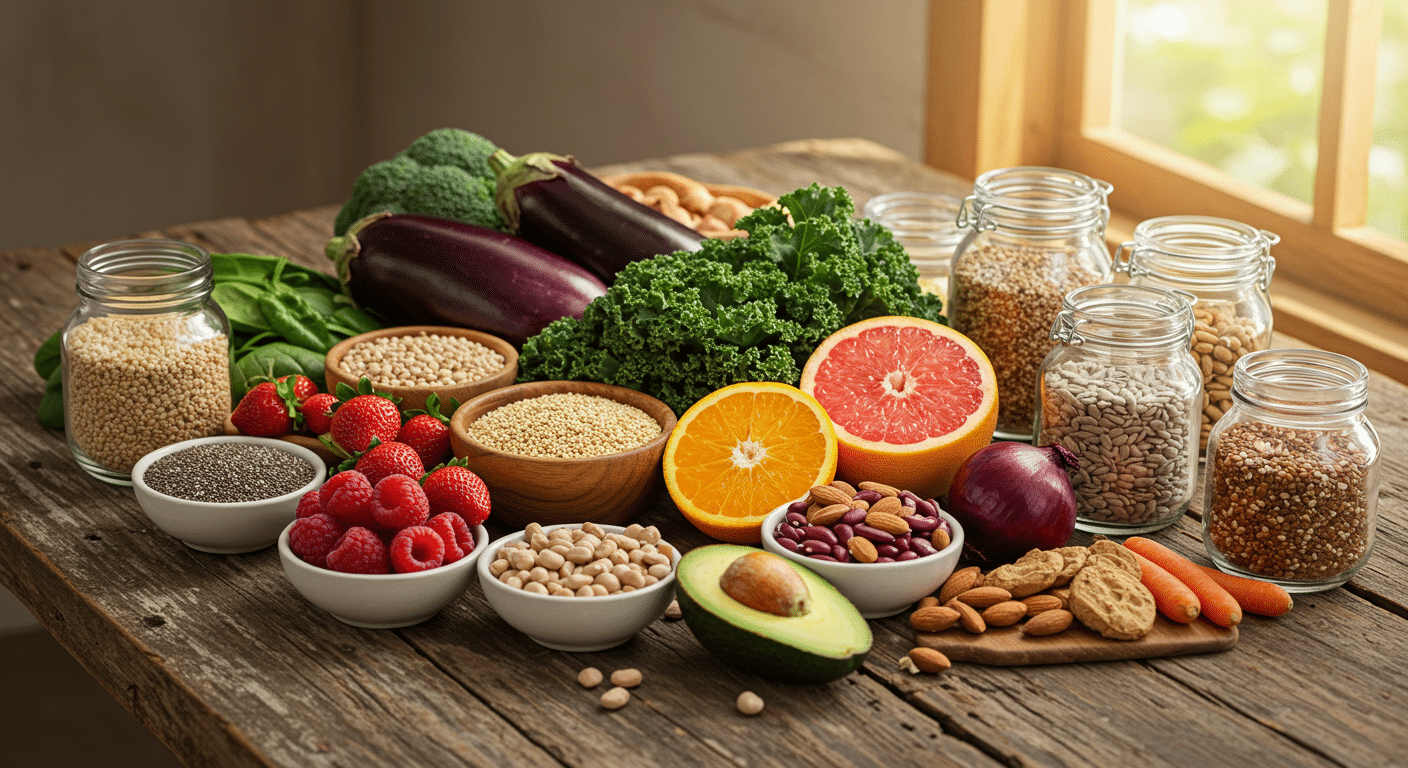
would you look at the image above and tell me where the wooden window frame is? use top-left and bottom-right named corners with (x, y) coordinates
top-left (925, 0), bottom-right (1408, 383)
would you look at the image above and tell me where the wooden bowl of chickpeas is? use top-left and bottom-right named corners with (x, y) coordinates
top-left (448, 380), bottom-right (677, 528)
top-left (325, 326), bottom-right (518, 413)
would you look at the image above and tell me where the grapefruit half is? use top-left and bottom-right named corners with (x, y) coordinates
top-left (799, 316), bottom-right (997, 500)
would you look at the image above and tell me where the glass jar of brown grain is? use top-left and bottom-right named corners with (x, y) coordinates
top-left (62, 239), bottom-right (231, 486)
top-left (949, 167), bottom-right (1114, 441)
top-left (1203, 349), bottom-right (1380, 593)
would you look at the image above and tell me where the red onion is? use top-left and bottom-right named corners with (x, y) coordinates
top-left (945, 442), bottom-right (1078, 564)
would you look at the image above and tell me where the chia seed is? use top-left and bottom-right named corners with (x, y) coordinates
top-left (143, 442), bottom-right (315, 503)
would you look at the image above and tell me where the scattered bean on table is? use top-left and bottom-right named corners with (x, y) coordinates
top-left (467, 393), bottom-right (661, 458)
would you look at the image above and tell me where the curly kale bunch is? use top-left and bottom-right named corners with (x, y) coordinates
top-left (517, 184), bottom-right (945, 415)
top-left (333, 128), bottom-right (507, 235)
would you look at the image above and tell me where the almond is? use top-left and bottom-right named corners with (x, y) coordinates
top-left (1021, 608), bottom-right (1074, 637)
top-left (865, 511), bottom-right (910, 535)
top-left (1021, 594), bottom-right (1065, 616)
top-left (809, 484), bottom-right (852, 507)
top-left (954, 586), bottom-right (1013, 609)
top-left (938, 566), bottom-right (982, 605)
top-left (858, 480), bottom-right (901, 497)
top-left (849, 498), bottom-right (871, 511)
top-left (932, 528), bottom-right (952, 551)
top-left (807, 503), bottom-right (850, 526)
top-left (909, 605), bottom-right (961, 632)
top-left (981, 600), bottom-right (1028, 627)
top-left (946, 598), bottom-right (987, 633)
top-left (867, 495), bottom-right (904, 516)
top-left (917, 595), bottom-right (940, 610)
top-left (907, 647), bottom-right (952, 674)
top-left (848, 536), bottom-right (879, 564)
top-left (828, 479), bottom-right (857, 496)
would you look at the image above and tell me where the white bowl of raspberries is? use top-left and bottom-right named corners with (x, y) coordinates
top-left (277, 463), bottom-right (491, 629)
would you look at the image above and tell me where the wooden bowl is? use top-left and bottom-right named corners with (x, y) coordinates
top-left (325, 326), bottom-right (518, 413)
top-left (448, 381), bottom-right (678, 529)
top-left (223, 414), bottom-right (338, 467)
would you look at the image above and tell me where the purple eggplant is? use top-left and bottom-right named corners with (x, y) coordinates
top-left (326, 213), bottom-right (606, 347)
top-left (489, 149), bottom-right (705, 283)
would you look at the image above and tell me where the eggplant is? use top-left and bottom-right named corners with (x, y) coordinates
top-left (326, 213), bottom-right (607, 348)
top-left (490, 149), bottom-right (706, 283)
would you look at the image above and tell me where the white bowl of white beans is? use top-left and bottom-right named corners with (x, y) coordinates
top-left (477, 521), bottom-right (681, 652)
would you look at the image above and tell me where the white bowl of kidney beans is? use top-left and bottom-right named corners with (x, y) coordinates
top-left (760, 484), bottom-right (964, 619)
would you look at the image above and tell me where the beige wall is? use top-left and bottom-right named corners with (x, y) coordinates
top-left (0, 0), bottom-right (927, 251)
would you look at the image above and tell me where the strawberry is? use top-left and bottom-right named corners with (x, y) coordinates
top-left (278, 374), bottom-right (318, 403)
top-left (355, 441), bottom-right (426, 487)
top-left (328, 394), bottom-right (402, 455)
top-left (300, 392), bottom-right (339, 436)
top-left (397, 414), bottom-right (452, 468)
top-left (421, 463), bottom-right (492, 526)
top-left (230, 382), bottom-right (296, 437)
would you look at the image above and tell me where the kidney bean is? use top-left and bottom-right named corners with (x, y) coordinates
top-left (898, 491), bottom-right (919, 509)
top-left (896, 551), bottom-right (920, 561)
top-left (853, 489), bottom-right (882, 504)
top-left (787, 500), bottom-right (810, 516)
top-left (904, 515), bottom-right (939, 533)
top-left (799, 539), bottom-right (831, 555)
top-left (803, 525), bottom-right (838, 547)
top-left (910, 537), bottom-right (938, 557)
top-left (785, 511), bottom-right (807, 527)
top-left (874, 556), bottom-right (896, 563)
top-left (876, 543), bottom-right (900, 558)
top-left (854, 524), bottom-right (895, 544)
top-left (831, 544), bottom-right (850, 562)
top-left (914, 497), bottom-right (938, 517)
top-left (809, 554), bottom-right (839, 562)
top-left (894, 534), bottom-right (911, 552)
top-left (833, 523), bottom-right (854, 546)
top-left (775, 523), bottom-right (801, 541)
top-left (840, 508), bottom-right (868, 526)
top-left (776, 537), bottom-right (800, 553)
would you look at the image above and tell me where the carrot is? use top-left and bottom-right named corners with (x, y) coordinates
top-left (1193, 563), bottom-right (1294, 617)
top-left (1126, 548), bottom-right (1201, 623)
top-left (1124, 537), bottom-right (1242, 628)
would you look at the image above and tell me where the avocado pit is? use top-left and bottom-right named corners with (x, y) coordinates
top-left (719, 550), bottom-right (811, 617)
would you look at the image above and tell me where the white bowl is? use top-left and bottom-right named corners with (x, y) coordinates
top-left (477, 524), bottom-right (681, 652)
top-left (759, 500), bottom-right (964, 618)
top-left (132, 435), bottom-right (327, 554)
top-left (277, 521), bottom-right (488, 629)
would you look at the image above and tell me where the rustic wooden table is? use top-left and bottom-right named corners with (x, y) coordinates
top-left (1, 139), bottom-right (1405, 768)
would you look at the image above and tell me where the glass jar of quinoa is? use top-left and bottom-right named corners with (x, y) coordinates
top-left (1203, 349), bottom-right (1380, 593)
top-left (1115, 215), bottom-right (1277, 453)
top-left (948, 167), bottom-right (1114, 441)
top-left (62, 239), bottom-right (231, 485)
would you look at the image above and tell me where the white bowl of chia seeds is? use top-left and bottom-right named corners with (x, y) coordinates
top-left (132, 436), bottom-right (326, 554)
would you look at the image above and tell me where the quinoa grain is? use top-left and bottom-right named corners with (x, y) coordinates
top-left (467, 393), bottom-right (661, 458)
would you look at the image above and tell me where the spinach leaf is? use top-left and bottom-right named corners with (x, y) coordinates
top-left (213, 282), bottom-right (270, 333)
top-left (34, 330), bottom-right (61, 379)
top-left (37, 365), bottom-right (64, 430)
top-left (231, 342), bottom-right (327, 401)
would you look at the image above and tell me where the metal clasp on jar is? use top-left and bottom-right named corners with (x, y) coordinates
top-left (1049, 309), bottom-right (1087, 346)
top-left (1256, 229), bottom-right (1279, 290)
top-left (955, 195), bottom-right (993, 232)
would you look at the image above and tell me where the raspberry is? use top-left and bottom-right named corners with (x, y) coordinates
top-left (326, 527), bottom-right (390, 574)
top-left (390, 525), bottom-right (446, 573)
top-left (426, 512), bottom-right (475, 563)
top-left (372, 474), bottom-right (431, 531)
top-left (288, 513), bottom-right (346, 568)
top-left (295, 489), bottom-right (324, 519)
top-left (320, 470), bottom-right (376, 527)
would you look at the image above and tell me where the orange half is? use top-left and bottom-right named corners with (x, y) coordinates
top-left (664, 382), bottom-right (838, 544)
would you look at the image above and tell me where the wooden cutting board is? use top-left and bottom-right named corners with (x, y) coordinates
top-left (916, 615), bottom-right (1237, 666)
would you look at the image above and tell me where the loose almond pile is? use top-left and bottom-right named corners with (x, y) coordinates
top-left (605, 171), bottom-right (775, 239)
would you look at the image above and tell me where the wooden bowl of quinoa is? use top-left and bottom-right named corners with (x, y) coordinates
top-left (325, 326), bottom-right (518, 413)
top-left (448, 381), bottom-right (678, 528)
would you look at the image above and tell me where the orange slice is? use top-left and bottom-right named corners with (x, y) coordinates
top-left (664, 382), bottom-right (838, 544)
top-left (799, 316), bottom-right (997, 500)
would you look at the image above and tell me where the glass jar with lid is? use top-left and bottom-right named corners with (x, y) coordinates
top-left (1114, 215), bottom-right (1277, 452)
top-left (62, 239), bottom-right (231, 485)
top-left (862, 191), bottom-right (965, 299)
top-left (1034, 284), bottom-right (1202, 535)
top-left (1203, 349), bottom-right (1379, 592)
top-left (949, 166), bottom-right (1114, 441)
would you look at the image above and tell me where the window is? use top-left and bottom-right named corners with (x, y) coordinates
top-left (924, 0), bottom-right (1408, 383)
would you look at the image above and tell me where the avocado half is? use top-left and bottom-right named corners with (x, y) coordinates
top-left (675, 544), bottom-right (872, 684)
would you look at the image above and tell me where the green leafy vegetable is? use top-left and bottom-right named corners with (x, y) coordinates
top-left (516, 184), bottom-right (945, 415)
top-left (231, 342), bottom-right (327, 399)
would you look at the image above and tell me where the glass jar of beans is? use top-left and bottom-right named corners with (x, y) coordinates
top-left (1034, 284), bottom-right (1202, 535)
top-left (949, 167), bottom-right (1114, 441)
top-left (1203, 349), bottom-right (1380, 593)
top-left (62, 239), bottom-right (231, 485)
top-left (1114, 215), bottom-right (1278, 453)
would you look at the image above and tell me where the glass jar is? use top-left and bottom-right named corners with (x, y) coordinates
top-left (1035, 285), bottom-right (1202, 535)
top-left (62, 239), bottom-right (231, 485)
top-left (862, 191), bottom-right (965, 299)
top-left (949, 166), bottom-right (1114, 441)
top-left (1203, 349), bottom-right (1379, 592)
top-left (1115, 215), bottom-right (1277, 452)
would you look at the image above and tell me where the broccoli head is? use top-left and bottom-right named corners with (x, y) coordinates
top-left (333, 128), bottom-right (507, 235)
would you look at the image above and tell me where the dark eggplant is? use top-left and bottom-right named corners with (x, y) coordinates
top-left (326, 213), bottom-right (607, 348)
top-left (489, 149), bottom-right (705, 283)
